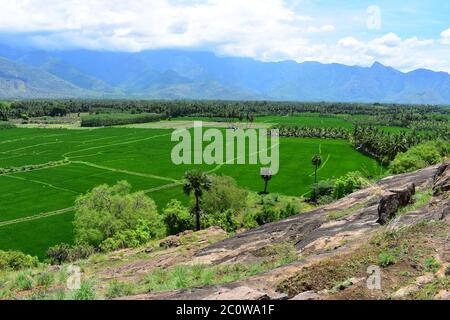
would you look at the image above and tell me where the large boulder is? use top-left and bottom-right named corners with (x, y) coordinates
top-left (377, 183), bottom-right (415, 225)
top-left (433, 163), bottom-right (450, 195)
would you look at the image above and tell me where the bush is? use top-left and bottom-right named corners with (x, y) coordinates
top-left (279, 203), bottom-right (299, 219)
top-left (14, 272), bottom-right (33, 291)
top-left (47, 243), bottom-right (95, 265)
top-left (72, 281), bottom-right (97, 300)
top-left (310, 179), bottom-right (334, 201)
top-left (333, 171), bottom-right (370, 199)
top-left (390, 140), bottom-right (450, 174)
top-left (81, 113), bottom-right (164, 127)
top-left (0, 250), bottom-right (39, 271)
top-left (202, 175), bottom-right (248, 215)
top-left (163, 200), bottom-right (194, 235)
top-left (204, 209), bottom-right (240, 232)
top-left (106, 280), bottom-right (134, 299)
top-left (254, 205), bottom-right (280, 226)
top-left (74, 181), bottom-right (164, 247)
top-left (201, 175), bottom-right (248, 232)
top-left (100, 220), bottom-right (155, 252)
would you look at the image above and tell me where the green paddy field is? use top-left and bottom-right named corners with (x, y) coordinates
top-left (0, 124), bottom-right (384, 258)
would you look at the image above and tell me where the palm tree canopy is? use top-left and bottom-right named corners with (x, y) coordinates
top-left (183, 170), bottom-right (212, 198)
top-left (311, 154), bottom-right (322, 167)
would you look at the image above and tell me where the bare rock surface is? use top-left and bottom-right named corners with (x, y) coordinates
top-left (124, 163), bottom-right (449, 300)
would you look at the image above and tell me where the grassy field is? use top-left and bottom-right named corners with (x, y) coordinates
top-left (0, 126), bottom-right (383, 258)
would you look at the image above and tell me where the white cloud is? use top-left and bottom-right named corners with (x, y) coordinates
top-left (0, 1), bottom-right (449, 73)
top-left (338, 37), bottom-right (364, 50)
top-left (336, 33), bottom-right (449, 72)
top-left (441, 28), bottom-right (450, 44)
top-left (307, 25), bottom-right (335, 33)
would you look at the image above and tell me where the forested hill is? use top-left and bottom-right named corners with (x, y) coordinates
top-left (1, 45), bottom-right (450, 104)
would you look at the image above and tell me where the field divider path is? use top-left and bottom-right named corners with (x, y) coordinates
top-left (3, 174), bottom-right (79, 194)
top-left (63, 131), bottom-right (173, 158)
top-left (0, 207), bottom-right (75, 227)
top-left (71, 161), bottom-right (181, 183)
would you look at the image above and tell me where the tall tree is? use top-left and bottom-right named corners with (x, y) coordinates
top-left (311, 154), bottom-right (322, 183)
top-left (260, 168), bottom-right (273, 194)
top-left (183, 170), bottom-right (212, 231)
top-left (0, 102), bottom-right (10, 121)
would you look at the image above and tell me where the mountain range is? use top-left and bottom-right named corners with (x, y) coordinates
top-left (0, 45), bottom-right (450, 104)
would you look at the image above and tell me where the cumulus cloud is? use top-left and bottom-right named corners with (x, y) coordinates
top-left (337, 33), bottom-right (448, 72)
top-left (441, 28), bottom-right (450, 44)
top-left (0, 0), bottom-right (449, 72)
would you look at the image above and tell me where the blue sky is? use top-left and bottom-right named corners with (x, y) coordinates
top-left (0, 0), bottom-right (449, 72)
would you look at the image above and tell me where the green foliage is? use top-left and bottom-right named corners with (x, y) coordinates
top-left (311, 179), bottom-right (334, 200)
top-left (71, 281), bottom-right (97, 300)
top-left (163, 200), bottom-right (194, 235)
top-left (202, 175), bottom-right (248, 232)
top-left (106, 280), bottom-right (134, 299)
top-left (81, 113), bottom-right (164, 127)
top-left (14, 272), bottom-right (34, 291)
top-left (279, 203), bottom-right (299, 219)
top-left (377, 250), bottom-right (397, 267)
top-left (333, 171), bottom-right (370, 199)
top-left (183, 170), bottom-right (212, 231)
top-left (254, 205), bottom-right (280, 226)
top-left (36, 272), bottom-right (54, 289)
top-left (423, 257), bottom-right (441, 273)
top-left (390, 140), bottom-right (450, 174)
top-left (47, 243), bottom-right (95, 265)
top-left (204, 209), bottom-right (240, 232)
top-left (100, 219), bottom-right (155, 252)
top-left (202, 175), bottom-right (248, 217)
top-left (0, 250), bottom-right (39, 271)
top-left (0, 101), bottom-right (11, 121)
top-left (73, 181), bottom-right (163, 247)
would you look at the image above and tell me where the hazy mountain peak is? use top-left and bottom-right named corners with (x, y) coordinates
top-left (0, 47), bottom-right (450, 104)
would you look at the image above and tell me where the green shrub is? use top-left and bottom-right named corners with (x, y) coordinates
top-left (204, 209), bottom-right (240, 232)
top-left (71, 281), bottom-right (96, 300)
top-left (311, 179), bottom-right (334, 201)
top-left (423, 257), bottom-right (441, 273)
top-left (0, 250), bottom-right (39, 271)
top-left (100, 219), bottom-right (154, 252)
top-left (14, 272), bottom-right (33, 291)
top-left (254, 205), bottom-right (280, 226)
top-left (378, 250), bottom-right (397, 267)
top-left (390, 140), bottom-right (450, 174)
top-left (202, 176), bottom-right (248, 214)
top-left (74, 181), bottom-right (164, 247)
top-left (106, 280), bottom-right (134, 299)
top-left (47, 243), bottom-right (95, 265)
top-left (279, 203), bottom-right (299, 219)
top-left (36, 272), bottom-right (54, 289)
top-left (333, 171), bottom-right (370, 199)
top-left (163, 200), bottom-right (194, 235)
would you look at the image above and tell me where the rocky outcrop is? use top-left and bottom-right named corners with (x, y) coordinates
top-left (377, 183), bottom-right (415, 225)
top-left (433, 163), bottom-right (450, 195)
top-left (123, 162), bottom-right (449, 300)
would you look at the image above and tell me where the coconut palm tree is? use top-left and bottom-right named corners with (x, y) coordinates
top-left (260, 168), bottom-right (273, 194)
top-left (183, 170), bottom-right (212, 231)
top-left (311, 154), bottom-right (322, 183)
